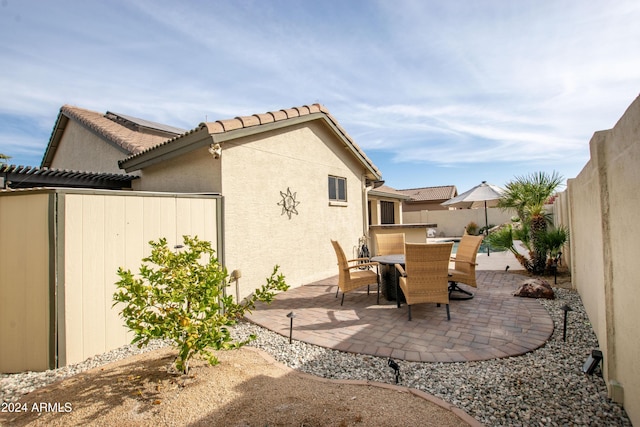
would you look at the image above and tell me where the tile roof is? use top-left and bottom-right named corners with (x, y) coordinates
top-left (59, 105), bottom-right (184, 155)
top-left (120, 103), bottom-right (381, 178)
top-left (399, 185), bottom-right (458, 202)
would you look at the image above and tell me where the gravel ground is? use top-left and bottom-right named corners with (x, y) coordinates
top-left (1, 287), bottom-right (632, 426)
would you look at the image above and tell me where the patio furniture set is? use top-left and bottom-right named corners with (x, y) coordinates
top-left (331, 234), bottom-right (484, 321)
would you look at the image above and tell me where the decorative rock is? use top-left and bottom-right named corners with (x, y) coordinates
top-left (514, 278), bottom-right (555, 299)
top-left (1, 288), bottom-right (632, 426)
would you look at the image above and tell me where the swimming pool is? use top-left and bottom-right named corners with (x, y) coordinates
top-left (436, 238), bottom-right (500, 254)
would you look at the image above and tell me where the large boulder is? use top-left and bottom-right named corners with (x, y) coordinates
top-left (514, 278), bottom-right (555, 299)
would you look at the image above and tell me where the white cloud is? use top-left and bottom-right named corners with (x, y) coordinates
top-left (0, 0), bottom-right (639, 182)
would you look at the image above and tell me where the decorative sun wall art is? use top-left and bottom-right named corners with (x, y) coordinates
top-left (278, 187), bottom-right (300, 219)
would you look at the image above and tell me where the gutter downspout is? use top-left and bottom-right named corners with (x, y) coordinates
top-left (362, 175), bottom-right (369, 238)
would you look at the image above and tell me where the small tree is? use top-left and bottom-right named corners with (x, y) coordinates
top-left (496, 171), bottom-right (564, 274)
top-left (486, 222), bottom-right (568, 274)
top-left (113, 235), bottom-right (288, 374)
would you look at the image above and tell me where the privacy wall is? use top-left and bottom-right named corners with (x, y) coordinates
top-left (0, 189), bottom-right (222, 373)
top-left (555, 94), bottom-right (640, 425)
top-left (403, 207), bottom-right (515, 237)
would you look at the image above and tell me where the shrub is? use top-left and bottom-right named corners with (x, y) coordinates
top-left (113, 235), bottom-right (288, 374)
top-left (465, 221), bottom-right (478, 235)
top-left (478, 224), bottom-right (496, 235)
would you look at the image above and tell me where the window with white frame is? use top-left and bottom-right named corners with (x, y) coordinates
top-left (328, 175), bottom-right (347, 202)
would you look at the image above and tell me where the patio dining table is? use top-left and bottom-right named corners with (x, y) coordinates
top-left (370, 254), bottom-right (406, 307)
top-left (371, 252), bottom-right (475, 304)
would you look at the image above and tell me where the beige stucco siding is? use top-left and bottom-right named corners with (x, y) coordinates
top-left (559, 95), bottom-right (640, 423)
top-left (48, 120), bottom-right (129, 173)
top-left (221, 121), bottom-right (367, 299)
top-left (132, 146), bottom-right (222, 193)
top-left (569, 155), bottom-right (607, 351)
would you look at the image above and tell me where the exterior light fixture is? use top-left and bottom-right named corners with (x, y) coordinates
top-left (286, 311), bottom-right (296, 344)
top-left (583, 350), bottom-right (603, 375)
top-left (387, 358), bottom-right (400, 384)
top-left (561, 304), bottom-right (573, 342)
top-left (209, 143), bottom-right (222, 159)
top-left (230, 270), bottom-right (242, 302)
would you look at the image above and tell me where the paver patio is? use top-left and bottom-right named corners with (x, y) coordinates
top-left (245, 269), bottom-right (554, 363)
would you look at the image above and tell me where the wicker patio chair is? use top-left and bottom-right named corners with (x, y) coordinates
top-left (331, 240), bottom-right (380, 306)
top-left (395, 242), bottom-right (454, 321)
top-left (375, 233), bottom-right (406, 256)
top-left (448, 234), bottom-right (484, 298)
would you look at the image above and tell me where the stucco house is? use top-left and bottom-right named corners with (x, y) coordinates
top-left (41, 104), bottom-right (382, 300)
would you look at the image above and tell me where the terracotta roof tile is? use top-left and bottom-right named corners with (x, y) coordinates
top-left (399, 185), bottom-right (458, 202)
top-left (254, 113), bottom-right (275, 124)
top-left (205, 121), bottom-right (226, 133)
top-left (266, 110), bottom-right (285, 121)
top-left (114, 103), bottom-right (380, 178)
top-left (60, 105), bottom-right (180, 155)
top-left (282, 108), bottom-right (300, 119)
top-left (218, 118), bottom-right (244, 132)
top-left (237, 115), bottom-right (260, 128)
top-left (295, 105), bottom-right (311, 115)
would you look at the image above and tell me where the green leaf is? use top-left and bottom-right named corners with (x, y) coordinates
top-left (112, 235), bottom-right (289, 372)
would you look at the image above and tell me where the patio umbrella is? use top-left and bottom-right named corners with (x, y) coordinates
top-left (441, 181), bottom-right (505, 255)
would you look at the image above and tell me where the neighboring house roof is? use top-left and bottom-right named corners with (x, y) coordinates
top-left (399, 185), bottom-right (458, 202)
top-left (41, 106), bottom-right (187, 167)
top-left (368, 184), bottom-right (411, 200)
top-left (1, 164), bottom-right (137, 190)
top-left (117, 103), bottom-right (382, 180)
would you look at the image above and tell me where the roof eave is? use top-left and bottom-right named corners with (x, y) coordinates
top-left (119, 112), bottom-right (382, 181)
top-left (210, 113), bottom-right (381, 180)
top-left (368, 190), bottom-right (411, 200)
top-left (41, 109), bottom-right (69, 168)
top-left (118, 126), bottom-right (211, 172)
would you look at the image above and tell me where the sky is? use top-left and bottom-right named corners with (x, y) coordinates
top-left (1, 0), bottom-right (639, 192)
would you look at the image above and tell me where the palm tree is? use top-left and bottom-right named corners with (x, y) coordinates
top-left (498, 171), bottom-right (563, 274)
top-left (0, 153), bottom-right (10, 164)
top-left (485, 225), bottom-right (532, 271)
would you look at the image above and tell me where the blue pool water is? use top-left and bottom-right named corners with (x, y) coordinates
top-left (440, 238), bottom-right (500, 254)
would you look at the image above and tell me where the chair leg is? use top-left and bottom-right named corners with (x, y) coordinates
top-left (395, 267), bottom-right (401, 308)
top-left (449, 281), bottom-right (473, 296)
top-left (367, 284), bottom-right (370, 295)
top-left (336, 287), bottom-right (339, 298)
top-left (376, 266), bottom-right (380, 304)
top-left (407, 305), bottom-right (412, 321)
top-left (446, 304), bottom-right (450, 321)
top-left (341, 293), bottom-right (345, 306)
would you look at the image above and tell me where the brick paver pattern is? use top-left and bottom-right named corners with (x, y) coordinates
top-left (245, 271), bottom-right (554, 363)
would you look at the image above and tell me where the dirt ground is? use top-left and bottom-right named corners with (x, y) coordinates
top-left (1, 347), bottom-right (479, 427)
